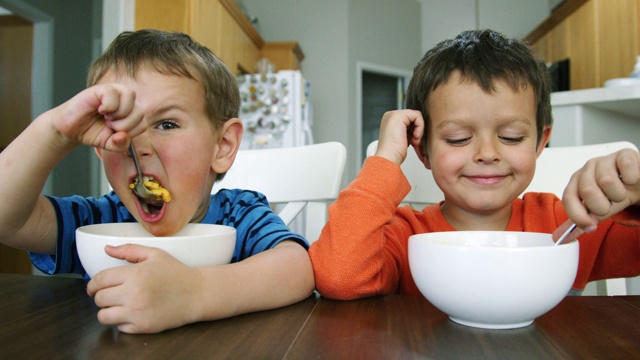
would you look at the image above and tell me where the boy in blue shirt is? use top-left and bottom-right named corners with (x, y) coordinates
top-left (0, 29), bottom-right (314, 334)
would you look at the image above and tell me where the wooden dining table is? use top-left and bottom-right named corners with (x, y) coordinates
top-left (1, 273), bottom-right (639, 359)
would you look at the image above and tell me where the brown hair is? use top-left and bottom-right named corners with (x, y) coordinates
top-left (88, 29), bottom-right (240, 181)
top-left (406, 29), bottom-right (552, 151)
top-left (88, 29), bottom-right (240, 131)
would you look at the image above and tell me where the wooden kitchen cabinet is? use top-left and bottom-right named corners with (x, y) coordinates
top-left (135, 0), bottom-right (302, 74)
top-left (136, 0), bottom-right (262, 73)
top-left (0, 244), bottom-right (31, 274)
top-left (598, 0), bottom-right (639, 85)
top-left (526, 0), bottom-right (640, 90)
top-left (261, 42), bottom-right (305, 72)
top-left (567, 0), bottom-right (599, 90)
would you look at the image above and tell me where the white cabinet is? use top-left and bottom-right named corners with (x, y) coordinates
top-left (551, 86), bottom-right (640, 148)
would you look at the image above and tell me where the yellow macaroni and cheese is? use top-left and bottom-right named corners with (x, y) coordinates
top-left (130, 178), bottom-right (171, 203)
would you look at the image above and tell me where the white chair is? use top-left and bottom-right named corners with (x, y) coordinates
top-left (367, 140), bottom-right (638, 295)
top-left (524, 141), bottom-right (638, 296)
top-left (212, 142), bottom-right (346, 243)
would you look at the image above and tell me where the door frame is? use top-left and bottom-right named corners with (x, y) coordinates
top-left (356, 62), bottom-right (412, 168)
top-left (0, 0), bottom-right (54, 195)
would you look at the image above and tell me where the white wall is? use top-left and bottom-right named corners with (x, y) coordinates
top-left (420, 0), bottom-right (551, 53)
top-left (242, 0), bottom-right (421, 181)
top-left (478, 0), bottom-right (550, 40)
top-left (241, 0), bottom-right (350, 176)
top-left (244, 0), bottom-right (553, 181)
top-left (420, 0), bottom-right (478, 53)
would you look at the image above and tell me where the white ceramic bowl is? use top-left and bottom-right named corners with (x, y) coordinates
top-left (76, 223), bottom-right (236, 277)
top-left (408, 231), bottom-right (579, 329)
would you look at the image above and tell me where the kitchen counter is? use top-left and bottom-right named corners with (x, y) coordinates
top-left (550, 85), bottom-right (640, 147)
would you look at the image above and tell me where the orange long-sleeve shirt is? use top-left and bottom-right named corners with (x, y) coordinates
top-left (309, 156), bottom-right (640, 300)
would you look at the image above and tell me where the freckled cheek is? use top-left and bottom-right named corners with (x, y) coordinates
top-left (161, 149), bottom-right (213, 193)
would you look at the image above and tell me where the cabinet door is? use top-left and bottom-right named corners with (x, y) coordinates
top-left (568, 0), bottom-right (599, 90)
top-left (135, 0), bottom-right (262, 74)
top-left (530, 34), bottom-right (550, 62)
top-left (549, 21), bottom-right (570, 63)
top-left (135, 0), bottom-right (191, 33)
top-left (262, 42), bottom-right (304, 71)
top-left (598, 0), bottom-right (639, 84)
top-left (0, 244), bottom-right (32, 274)
top-left (216, 4), bottom-right (262, 73)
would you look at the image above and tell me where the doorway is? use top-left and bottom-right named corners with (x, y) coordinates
top-left (0, 0), bottom-right (99, 274)
top-left (357, 62), bottom-right (412, 167)
top-left (0, 14), bottom-right (31, 151)
top-left (0, 13), bottom-right (33, 274)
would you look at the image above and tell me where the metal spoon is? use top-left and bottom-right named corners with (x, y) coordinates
top-left (554, 223), bottom-right (577, 246)
top-left (128, 142), bottom-right (164, 206)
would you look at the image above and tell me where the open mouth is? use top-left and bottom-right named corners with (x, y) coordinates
top-left (130, 176), bottom-right (171, 215)
top-left (138, 195), bottom-right (164, 215)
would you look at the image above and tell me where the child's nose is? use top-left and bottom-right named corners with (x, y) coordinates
top-left (474, 139), bottom-right (499, 163)
top-left (130, 133), bottom-right (154, 158)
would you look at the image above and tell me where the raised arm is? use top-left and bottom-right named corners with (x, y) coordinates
top-left (0, 84), bottom-right (144, 253)
top-left (309, 110), bottom-right (423, 300)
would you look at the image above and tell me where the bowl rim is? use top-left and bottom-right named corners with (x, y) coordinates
top-left (75, 223), bottom-right (236, 240)
top-left (409, 231), bottom-right (578, 251)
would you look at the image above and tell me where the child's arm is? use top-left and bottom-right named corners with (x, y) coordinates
top-left (0, 84), bottom-right (144, 253)
top-left (375, 110), bottom-right (425, 165)
top-left (555, 148), bottom-right (640, 240)
top-left (86, 240), bottom-right (314, 334)
top-left (310, 110), bottom-right (425, 300)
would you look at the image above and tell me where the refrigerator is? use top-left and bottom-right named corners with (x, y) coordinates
top-left (236, 70), bottom-right (314, 236)
top-left (237, 70), bottom-right (313, 150)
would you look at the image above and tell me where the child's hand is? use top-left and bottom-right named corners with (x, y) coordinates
top-left (375, 110), bottom-right (425, 165)
top-left (51, 84), bottom-right (146, 152)
top-left (87, 244), bottom-right (204, 334)
top-left (562, 148), bottom-right (640, 233)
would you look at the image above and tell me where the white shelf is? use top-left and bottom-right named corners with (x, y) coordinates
top-left (550, 86), bottom-right (640, 148)
top-left (552, 85), bottom-right (640, 119)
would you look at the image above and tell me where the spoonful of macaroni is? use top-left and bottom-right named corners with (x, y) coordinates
top-left (128, 142), bottom-right (168, 207)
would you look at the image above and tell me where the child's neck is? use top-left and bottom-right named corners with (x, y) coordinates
top-left (440, 202), bottom-right (512, 231)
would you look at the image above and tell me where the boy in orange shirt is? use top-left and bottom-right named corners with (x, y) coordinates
top-left (310, 29), bottom-right (640, 300)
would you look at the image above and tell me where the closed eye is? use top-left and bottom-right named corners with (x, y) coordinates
top-left (446, 137), bottom-right (471, 145)
top-left (499, 136), bottom-right (525, 144)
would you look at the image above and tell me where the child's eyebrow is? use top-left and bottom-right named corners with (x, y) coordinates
top-left (436, 117), bottom-right (533, 131)
top-left (435, 119), bottom-right (468, 130)
top-left (498, 118), bottom-right (535, 127)
top-left (147, 103), bottom-right (186, 118)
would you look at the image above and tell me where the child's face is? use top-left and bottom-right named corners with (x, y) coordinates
top-left (423, 71), bottom-right (550, 227)
top-left (96, 66), bottom-right (223, 236)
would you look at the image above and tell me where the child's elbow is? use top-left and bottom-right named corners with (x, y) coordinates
top-left (310, 254), bottom-right (371, 301)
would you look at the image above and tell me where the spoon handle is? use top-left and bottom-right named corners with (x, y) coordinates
top-left (555, 223), bottom-right (577, 246)
top-left (128, 143), bottom-right (144, 183)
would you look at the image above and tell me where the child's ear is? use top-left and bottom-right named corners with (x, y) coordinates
top-left (211, 118), bottom-right (244, 173)
top-left (413, 143), bottom-right (432, 170)
top-left (536, 125), bottom-right (552, 158)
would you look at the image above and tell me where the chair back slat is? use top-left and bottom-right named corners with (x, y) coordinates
top-left (213, 142), bottom-right (347, 242)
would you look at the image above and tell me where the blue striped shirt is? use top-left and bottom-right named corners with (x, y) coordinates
top-left (29, 189), bottom-right (308, 276)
